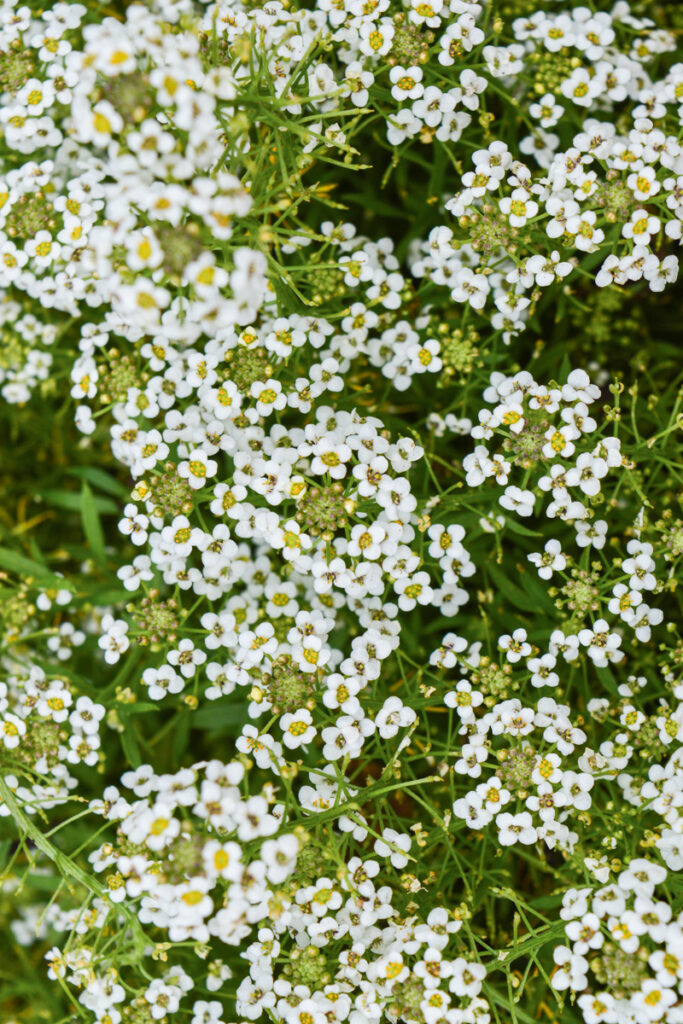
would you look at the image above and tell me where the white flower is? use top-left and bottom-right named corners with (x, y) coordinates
top-left (448, 958), bottom-right (486, 998)
top-left (500, 485), bottom-right (535, 517)
top-left (566, 452), bottom-right (608, 496)
top-left (623, 209), bottom-right (661, 245)
top-left (143, 665), bottom-right (185, 700)
top-left (578, 619), bottom-right (624, 667)
top-left (374, 827), bottom-right (411, 868)
top-left (450, 267), bottom-right (490, 310)
top-left (632, 981), bottom-right (676, 1022)
top-left (375, 696), bottom-right (416, 738)
top-left (358, 19), bottom-right (394, 57)
top-left (483, 43), bottom-right (525, 78)
top-left (575, 518), bottom-right (607, 549)
top-left (167, 639), bottom-right (207, 679)
top-left (618, 858), bottom-right (667, 897)
top-left (251, 378), bottom-right (287, 416)
top-left (344, 62), bottom-right (374, 107)
top-left (1, 713), bottom-right (26, 749)
top-left (178, 450), bottom-right (218, 490)
top-left (528, 653), bottom-right (559, 688)
top-left (499, 627), bottom-right (531, 663)
top-left (260, 833), bottom-right (299, 882)
top-left (529, 93), bottom-right (563, 128)
top-left (97, 615), bottom-right (129, 665)
top-left (280, 709), bottom-right (316, 749)
top-left (566, 210), bottom-right (605, 252)
top-left (499, 188), bottom-right (539, 228)
top-left (191, 1000), bottom-right (225, 1024)
top-left (550, 946), bottom-right (588, 991)
top-left (497, 811), bottom-right (537, 847)
top-left (561, 68), bottom-right (602, 107)
top-left (389, 65), bottom-right (424, 102)
top-left (528, 539), bottom-right (566, 579)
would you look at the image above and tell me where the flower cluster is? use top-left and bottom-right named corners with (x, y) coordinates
top-left (552, 860), bottom-right (683, 1024)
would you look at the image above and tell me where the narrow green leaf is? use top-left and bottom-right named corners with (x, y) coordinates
top-left (80, 482), bottom-right (107, 565)
top-left (68, 466), bottom-right (128, 498)
top-left (86, 588), bottom-right (131, 606)
top-left (486, 563), bottom-right (552, 615)
top-left (193, 700), bottom-right (249, 730)
top-left (503, 519), bottom-right (543, 539)
top-left (39, 488), bottom-right (118, 514)
top-left (124, 702), bottom-right (160, 716)
top-left (120, 726), bottom-right (141, 768)
top-left (0, 838), bottom-right (12, 869)
top-left (0, 546), bottom-right (74, 589)
top-left (171, 713), bottom-right (191, 760)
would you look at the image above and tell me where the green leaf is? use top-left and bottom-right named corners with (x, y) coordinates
top-left (24, 873), bottom-right (64, 892)
top-left (80, 482), bottom-right (107, 565)
top-left (68, 466), bottom-right (128, 498)
top-left (171, 713), bottom-right (191, 761)
top-left (39, 488), bottom-right (118, 514)
top-left (0, 546), bottom-right (75, 589)
top-left (486, 563), bottom-right (553, 615)
top-left (85, 587), bottom-right (131, 605)
top-left (343, 193), bottom-right (410, 219)
top-left (123, 702), bottom-right (159, 716)
top-left (503, 519), bottom-right (543, 539)
top-left (593, 664), bottom-right (620, 696)
top-left (193, 700), bottom-right (249, 732)
top-left (120, 725), bottom-right (141, 768)
top-left (0, 838), bottom-right (12, 869)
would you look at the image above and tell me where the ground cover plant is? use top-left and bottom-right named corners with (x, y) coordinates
top-left (2, 0), bottom-right (683, 1022)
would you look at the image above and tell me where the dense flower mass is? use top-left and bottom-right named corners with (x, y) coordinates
top-left (2, 0), bottom-right (683, 1022)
